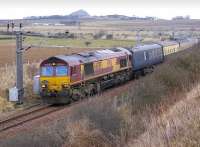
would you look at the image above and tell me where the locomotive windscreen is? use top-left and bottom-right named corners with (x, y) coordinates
top-left (41, 66), bottom-right (54, 76)
top-left (41, 66), bottom-right (68, 76)
top-left (56, 66), bottom-right (68, 76)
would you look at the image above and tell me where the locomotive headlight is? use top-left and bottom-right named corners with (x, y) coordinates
top-left (41, 80), bottom-right (48, 88)
top-left (42, 84), bottom-right (47, 88)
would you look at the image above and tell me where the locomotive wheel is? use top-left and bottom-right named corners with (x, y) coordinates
top-left (71, 89), bottom-right (81, 101)
top-left (71, 94), bottom-right (80, 101)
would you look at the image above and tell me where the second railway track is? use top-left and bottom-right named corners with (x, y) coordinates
top-left (0, 104), bottom-right (64, 132)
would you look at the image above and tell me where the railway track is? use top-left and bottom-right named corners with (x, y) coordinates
top-left (0, 78), bottom-right (140, 136)
top-left (0, 104), bottom-right (64, 132)
top-left (0, 75), bottom-right (143, 134)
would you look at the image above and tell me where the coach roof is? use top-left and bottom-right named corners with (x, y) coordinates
top-left (157, 41), bottom-right (179, 47)
top-left (131, 44), bottom-right (162, 52)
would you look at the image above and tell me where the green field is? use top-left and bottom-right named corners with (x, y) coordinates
top-left (24, 36), bottom-right (135, 48)
top-left (0, 35), bottom-right (136, 48)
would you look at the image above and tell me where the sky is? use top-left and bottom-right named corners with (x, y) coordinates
top-left (0, 0), bottom-right (199, 19)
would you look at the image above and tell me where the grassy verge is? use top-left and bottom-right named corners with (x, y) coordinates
top-left (0, 97), bottom-right (14, 113)
top-left (0, 62), bottom-right (39, 113)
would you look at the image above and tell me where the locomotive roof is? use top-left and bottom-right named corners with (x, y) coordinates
top-left (52, 47), bottom-right (131, 66)
top-left (157, 41), bottom-right (179, 47)
top-left (131, 44), bottom-right (162, 52)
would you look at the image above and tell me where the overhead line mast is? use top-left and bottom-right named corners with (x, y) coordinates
top-left (8, 22), bottom-right (31, 104)
top-left (16, 31), bottom-right (24, 104)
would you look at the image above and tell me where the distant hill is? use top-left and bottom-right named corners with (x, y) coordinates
top-left (23, 9), bottom-right (158, 22)
top-left (24, 9), bottom-right (90, 20)
top-left (69, 10), bottom-right (90, 18)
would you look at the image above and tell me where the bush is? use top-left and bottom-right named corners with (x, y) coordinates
top-left (64, 119), bottom-right (113, 147)
top-left (85, 41), bottom-right (91, 47)
top-left (93, 31), bottom-right (106, 39)
top-left (71, 99), bottom-right (124, 140)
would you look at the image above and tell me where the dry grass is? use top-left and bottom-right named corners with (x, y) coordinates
top-left (0, 62), bottom-right (39, 113)
top-left (0, 96), bottom-right (14, 112)
top-left (0, 63), bottom-right (39, 97)
top-left (64, 118), bottom-right (113, 147)
top-left (129, 85), bottom-right (200, 147)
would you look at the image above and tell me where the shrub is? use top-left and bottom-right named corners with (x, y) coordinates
top-left (64, 119), bottom-right (113, 147)
top-left (85, 41), bottom-right (91, 47)
top-left (71, 99), bottom-right (124, 140)
top-left (93, 31), bottom-right (106, 39)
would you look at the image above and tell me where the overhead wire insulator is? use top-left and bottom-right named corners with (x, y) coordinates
top-left (7, 23), bottom-right (9, 32)
top-left (12, 23), bottom-right (14, 29)
top-left (20, 23), bottom-right (22, 30)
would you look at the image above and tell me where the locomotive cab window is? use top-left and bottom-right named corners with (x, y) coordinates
top-left (41, 66), bottom-right (53, 76)
top-left (56, 66), bottom-right (68, 76)
top-left (84, 63), bottom-right (94, 76)
top-left (120, 58), bottom-right (127, 68)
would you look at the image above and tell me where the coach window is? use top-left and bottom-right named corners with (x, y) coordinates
top-left (144, 52), bottom-right (147, 60)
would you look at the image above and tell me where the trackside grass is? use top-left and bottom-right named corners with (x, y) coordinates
top-left (0, 63), bottom-right (39, 114)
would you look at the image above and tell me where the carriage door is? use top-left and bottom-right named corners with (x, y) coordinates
top-left (70, 65), bottom-right (81, 83)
